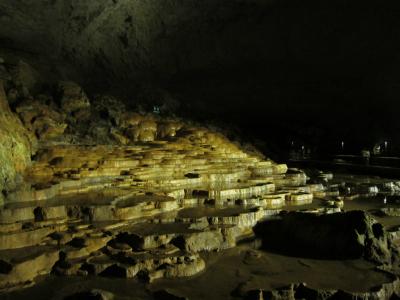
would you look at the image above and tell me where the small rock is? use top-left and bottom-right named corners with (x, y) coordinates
top-left (110, 128), bottom-right (130, 145)
top-left (243, 250), bottom-right (262, 265)
top-left (58, 81), bottom-right (90, 113)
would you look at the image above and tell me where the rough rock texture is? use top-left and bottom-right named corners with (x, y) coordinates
top-left (243, 280), bottom-right (400, 300)
top-left (0, 65), bottom-right (325, 290)
top-left (254, 210), bottom-right (400, 265)
top-left (1, 58), bottom-right (400, 296)
top-left (1, 0), bottom-right (400, 155)
top-left (0, 0), bottom-right (284, 84)
top-left (58, 81), bottom-right (90, 114)
top-left (0, 80), bottom-right (35, 205)
top-left (0, 0), bottom-right (395, 90)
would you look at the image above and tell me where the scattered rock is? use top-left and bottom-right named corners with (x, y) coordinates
top-left (243, 280), bottom-right (400, 300)
top-left (0, 248), bottom-right (59, 289)
top-left (92, 95), bottom-right (126, 126)
top-left (16, 99), bottom-right (67, 141)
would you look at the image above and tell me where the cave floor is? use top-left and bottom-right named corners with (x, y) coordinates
top-left (1, 139), bottom-right (400, 299)
top-left (2, 243), bottom-right (394, 300)
top-left (2, 188), bottom-right (400, 300)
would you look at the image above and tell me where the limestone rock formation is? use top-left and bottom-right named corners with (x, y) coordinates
top-left (0, 0), bottom-right (291, 84)
top-left (0, 65), bottom-right (327, 290)
top-left (16, 98), bottom-right (68, 141)
top-left (254, 210), bottom-right (399, 266)
top-left (58, 81), bottom-right (90, 115)
top-left (1, 59), bottom-right (400, 298)
top-left (0, 79), bottom-right (35, 205)
top-left (9, 60), bottom-right (41, 98)
top-left (241, 280), bottom-right (400, 300)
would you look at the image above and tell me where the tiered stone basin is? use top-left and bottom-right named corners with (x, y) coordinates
top-left (0, 129), bottom-right (320, 291)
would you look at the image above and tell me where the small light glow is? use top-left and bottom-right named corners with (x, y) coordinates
top-left (153, 106), bottom-right (160, 114)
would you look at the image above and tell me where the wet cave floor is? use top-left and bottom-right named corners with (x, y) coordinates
top-left (3, 246), bottom-right (391, 300)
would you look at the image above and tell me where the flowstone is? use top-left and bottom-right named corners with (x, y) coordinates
top-left (1, 60), bottom-right (399, 298)
top-left (0, 71), bottom-right (323, 290)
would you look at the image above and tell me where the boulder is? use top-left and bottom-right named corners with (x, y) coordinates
top-left (58, 81), bottom-right (90, 113)
top-left (119, 112), bottom-right (142, 128)
top-left (0, 249), bottom-right (59, 289)
top-left (254, 210), bottom-right (398, 265)
top-left (158, 121), bottom-right (183, 139)
top-left (92, 95), bottom-right (126, 126)
top-left (243, 280), bottom-right (400, 300)
top-left (174, 230), bottom-right (225, 252)
top-left (16, 99), bottom-right (67, 141)
top-left (110, 128), bottom-right (130, 145)
top-left (123, 116), bottom-right (158, 142)
top-left (33, 117), bottom-right (68, 140)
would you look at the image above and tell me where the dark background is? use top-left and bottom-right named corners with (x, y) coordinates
top-left (1, 0), bottom-right (400, 159)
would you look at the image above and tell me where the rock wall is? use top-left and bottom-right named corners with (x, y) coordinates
top-left (0, 0), bottom-right (279, 84)
top-left (1, 0), bottom-right (396, 86)
top-left (1, 0), bottom-right (400, 152)
top-left (0, 80), bottom-right (35, 204)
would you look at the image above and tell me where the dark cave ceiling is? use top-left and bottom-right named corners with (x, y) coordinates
top-left (1, 0), bottom-right (400, 149)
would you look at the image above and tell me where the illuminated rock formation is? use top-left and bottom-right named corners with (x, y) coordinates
top-left (0, 122), bottom-right (318, 289)
top-left (0, 60), bottom-right (325, 291)
top-left (1, 60), bottom-right (399, 298)
top-left (0, 80), bottom-right (36, 206)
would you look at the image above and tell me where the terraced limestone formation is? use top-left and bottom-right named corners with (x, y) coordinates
top-left (3, 59), bottom-right (400, 299)
top-left (0, 58), bottom-right (325, 292)
top-left (0, 113), bottom-right (321, 290)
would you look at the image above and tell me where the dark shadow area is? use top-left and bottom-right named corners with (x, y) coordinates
top-left (1, 0), bottom-right (399, 160)
top-left (253, 210), bottom-right (389, 261)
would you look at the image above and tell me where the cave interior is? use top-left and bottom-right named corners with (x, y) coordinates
top-left (1, 1), bottom-right (400, 299)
